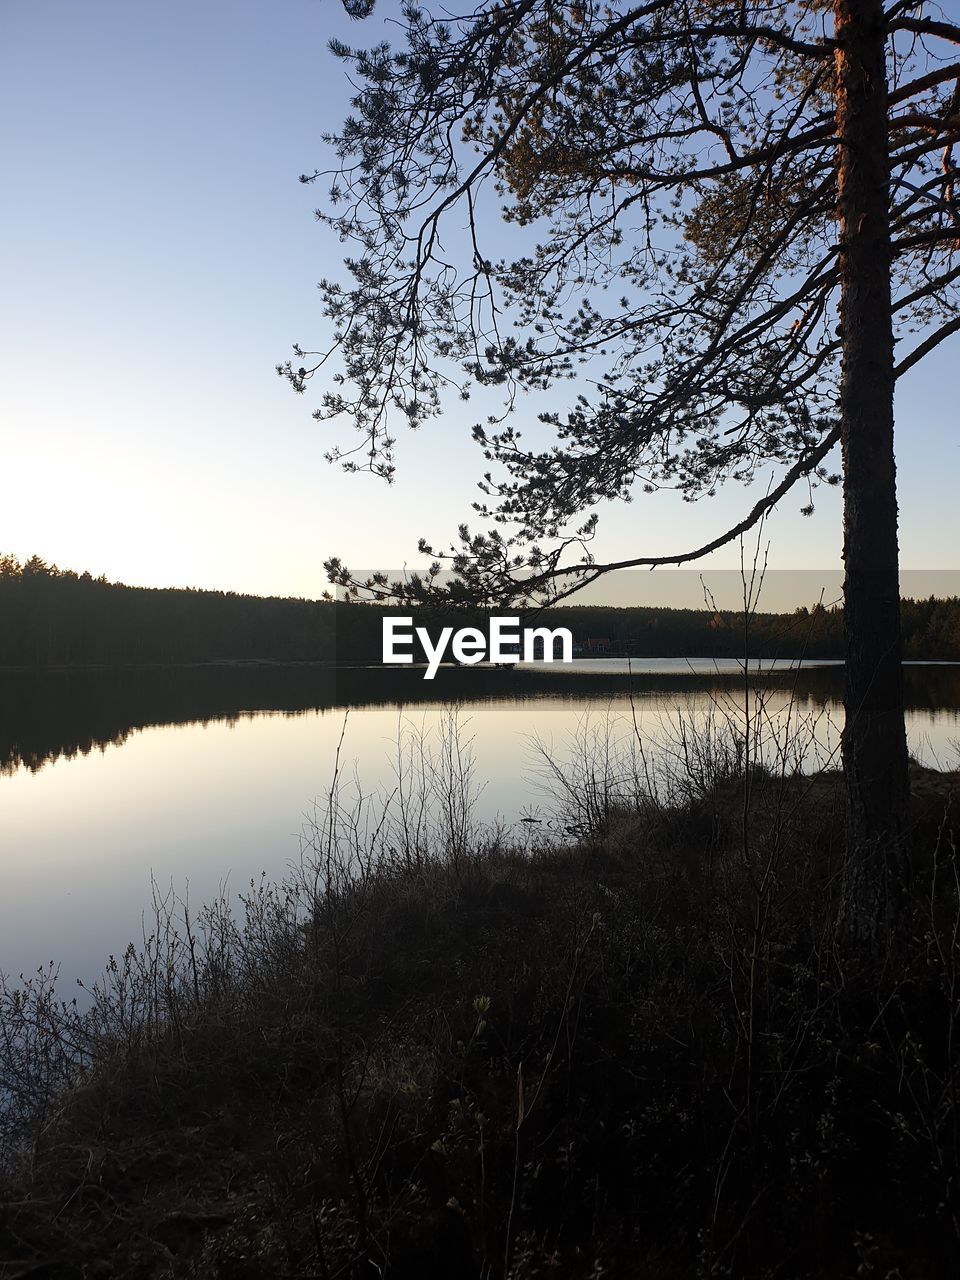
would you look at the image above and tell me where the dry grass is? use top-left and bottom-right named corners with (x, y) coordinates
top-left (1, 710), bottom-right (960, 1278)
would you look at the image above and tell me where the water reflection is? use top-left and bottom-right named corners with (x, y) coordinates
top-left (5, 660), bottom-right (960, 776)
top-left (1, 661), bottom-right (959, 989)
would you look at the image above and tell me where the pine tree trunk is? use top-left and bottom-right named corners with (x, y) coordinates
top-left (834, 0), bottom-right (910, 945)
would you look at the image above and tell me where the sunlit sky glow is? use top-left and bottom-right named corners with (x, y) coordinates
top-left (2, 1), bottom-right (957, 603)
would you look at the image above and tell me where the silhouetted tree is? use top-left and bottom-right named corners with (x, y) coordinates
top-left (2, 554), bottom-right (959, 675)
top-left (284, 0), bottom-right (960, 944)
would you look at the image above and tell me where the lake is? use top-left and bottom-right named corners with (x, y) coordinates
top-left (2, 659), bottom-right (959, 992)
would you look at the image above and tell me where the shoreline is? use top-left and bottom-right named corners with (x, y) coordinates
top-left (3, 655), bottom-right (960, 674)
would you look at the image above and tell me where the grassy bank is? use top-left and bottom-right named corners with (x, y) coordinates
top-left (2, 715), bottom-right (960, 1278)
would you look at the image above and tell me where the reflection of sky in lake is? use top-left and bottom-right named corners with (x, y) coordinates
top-left (1, 667), bottom-right (959, 991)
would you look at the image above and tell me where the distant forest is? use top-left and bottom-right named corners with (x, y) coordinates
top-left (3, 554), bottom-right (960, 666)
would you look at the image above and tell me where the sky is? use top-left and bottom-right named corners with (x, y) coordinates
top-left (1, 0), bottom-right (958, 606)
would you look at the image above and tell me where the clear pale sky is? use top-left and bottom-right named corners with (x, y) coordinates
top-left (1, 1), bottom-right (957, 603)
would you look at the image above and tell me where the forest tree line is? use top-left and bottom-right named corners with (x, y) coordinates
top-left (3, 554), bottom-right (960, 667)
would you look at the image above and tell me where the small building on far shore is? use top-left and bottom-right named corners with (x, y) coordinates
top-left (581, 637), bottom-right (612, 655)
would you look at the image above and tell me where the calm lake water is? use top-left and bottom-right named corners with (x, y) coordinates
top-left (2, 659), bottom-right (959, 990)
